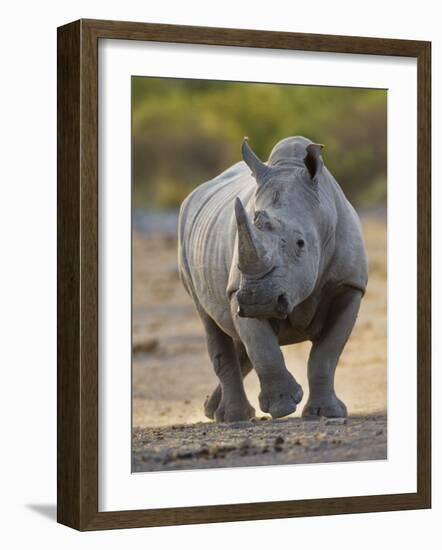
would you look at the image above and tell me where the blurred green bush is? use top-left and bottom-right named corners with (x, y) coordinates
top-left (132, 77), bottom-right (386, 210)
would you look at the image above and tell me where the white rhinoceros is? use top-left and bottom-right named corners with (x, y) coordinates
top-left (178, 136), bottom-right (368, 421)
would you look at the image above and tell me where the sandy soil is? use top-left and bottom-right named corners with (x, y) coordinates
top-left (132, 216), bottom-right (387, 471)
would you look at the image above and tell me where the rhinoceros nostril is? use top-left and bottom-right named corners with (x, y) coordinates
top-left (237, 306), bottom-right (245, 317)
top-left (277, 293), bottom-right (289, 311)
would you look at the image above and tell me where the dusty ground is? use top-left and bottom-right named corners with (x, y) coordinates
top-left (132, 216), bottom-right (387, 472)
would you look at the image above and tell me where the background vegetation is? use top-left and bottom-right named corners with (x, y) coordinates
top-left (132, 77), bottom-right (386, 210)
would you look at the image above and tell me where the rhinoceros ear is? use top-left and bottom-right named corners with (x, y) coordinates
top-left (304, 143), bottom-right (324, 183)
top-left (242, 137), bottom-right (269, 182)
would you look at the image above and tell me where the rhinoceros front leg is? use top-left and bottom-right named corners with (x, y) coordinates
top-left (303, 287), bottom-right (363, 418)
top-left (199, 309), bottom-right (255, 422)
top-left (204, 342), bottom-right (253, 420)
top-left (233, 306), bottom-right (303, 418)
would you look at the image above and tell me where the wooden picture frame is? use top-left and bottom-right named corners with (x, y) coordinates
top-left (57, 18), bottom-right (431, 530)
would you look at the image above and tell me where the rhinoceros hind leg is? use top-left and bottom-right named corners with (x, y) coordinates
top-left (203, 387), bottom-right (222, 420)
top-left (302, 287), bottom-right (362, 419)
top-left (204, 343), bottom-right (254, 420)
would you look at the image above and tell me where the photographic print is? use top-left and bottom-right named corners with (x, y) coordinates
top-left (57, 20), bottom-right (430, 529)
top-left (131, 77), bottom-right (388, 472)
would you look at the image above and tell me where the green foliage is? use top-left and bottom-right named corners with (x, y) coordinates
top-left (132, 77), bottom-right (386, 209)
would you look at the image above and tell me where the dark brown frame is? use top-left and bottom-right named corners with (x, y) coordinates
top-left (57, 18), bottom-right (431, 531)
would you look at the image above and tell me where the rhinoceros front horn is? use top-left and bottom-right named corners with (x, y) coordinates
top-left (235, 197), bottom-right (273, 276)
top-left (242, 137), bottom-right (269, 181)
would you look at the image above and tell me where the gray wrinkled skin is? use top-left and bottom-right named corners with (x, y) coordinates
top-left (178, 136), bottom-right (368, 422)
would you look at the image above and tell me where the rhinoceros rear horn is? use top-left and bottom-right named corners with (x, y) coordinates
top-left (234, 197), bottom-right (273, 276)
top-left (242, 137), bottom-right (269, 181)
top-left (304, 143), bottom-right (324, 182)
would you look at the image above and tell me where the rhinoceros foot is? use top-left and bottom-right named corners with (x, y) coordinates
top-left (258, 372), bottom-right (303, 419)
top-left (213, 397), bottom-right (255, 423)
top-left (302, 394), bottom-right (347, 419)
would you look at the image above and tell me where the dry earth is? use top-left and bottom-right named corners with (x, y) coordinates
top-left (132, 216), bottom-right (387, 472)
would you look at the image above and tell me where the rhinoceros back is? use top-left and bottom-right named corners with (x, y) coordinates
top-left (178, 161), bottom-right (254, 324)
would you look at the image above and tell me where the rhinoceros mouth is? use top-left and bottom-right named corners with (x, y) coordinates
top-left (237, 303), bottom-right (289, 320)
top-left (236, 290), bottom-right (291, 320)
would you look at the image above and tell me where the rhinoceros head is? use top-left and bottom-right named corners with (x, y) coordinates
top-left (235, 137), bottom-right (325, 320)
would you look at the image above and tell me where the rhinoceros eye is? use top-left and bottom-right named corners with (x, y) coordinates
top-left (297, 239), bottom-right (305, 248)
top-left (272, 190), bottom-right (281, 206)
